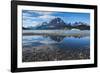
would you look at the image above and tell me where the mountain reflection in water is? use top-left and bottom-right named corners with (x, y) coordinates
top-left (22, 30), bottom-right (90, 62)
top-left (45, 35), bottom-right (65, 42)
top-left (23, 35), bottom-right (89, 49)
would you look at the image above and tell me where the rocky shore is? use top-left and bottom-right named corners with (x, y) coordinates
top-left (22, 45), bottom-right (90, 62)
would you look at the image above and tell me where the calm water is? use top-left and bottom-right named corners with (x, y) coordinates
top-left (22, 30), bottom-right (90, 62)
top-left (22, 30), bottom-right (90, 49)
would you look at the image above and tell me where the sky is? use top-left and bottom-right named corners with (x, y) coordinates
top-left (22, 10), bottom-right (90, 27)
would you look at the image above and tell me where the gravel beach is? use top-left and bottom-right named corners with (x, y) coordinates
top-left (22, 44), bottom-right (90, 62)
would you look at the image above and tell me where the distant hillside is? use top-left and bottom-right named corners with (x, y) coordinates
top-left (72, 24), bottom-right (90, 30)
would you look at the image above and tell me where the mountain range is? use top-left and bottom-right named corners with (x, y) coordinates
top-left (23, 17), bottom-right (90, 30)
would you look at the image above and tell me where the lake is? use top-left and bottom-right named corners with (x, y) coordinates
top-left (22, 30), bottom-right (90, 62)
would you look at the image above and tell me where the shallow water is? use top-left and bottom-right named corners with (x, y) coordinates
top-left (22, 30), bottom-right (90, 49)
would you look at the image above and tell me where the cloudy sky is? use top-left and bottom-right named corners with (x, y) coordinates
top-left (22, 10), bottom-right (90, 27)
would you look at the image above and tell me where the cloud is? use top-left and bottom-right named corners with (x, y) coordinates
top-left (39, 15), bottom-right (56, 20)
top-left (23, 10), bottom-right (54, 17)
top-left (23, 20), bottom-right (39, 27)
top-left (23, 15), bottom-right (37, 21)
top-left (22, 10), bottom-right (42, 17)
top-left (22, 10), bottom-right (56, 27)
top-left (36, 11), bottom-right (53, 15)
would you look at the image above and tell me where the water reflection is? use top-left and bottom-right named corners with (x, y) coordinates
top-left (46, 35), bottom-right (65, 42)
top-left (23, 35), bottom-right (90, 50)
top-left (22, 30), bottom-right (90, 62)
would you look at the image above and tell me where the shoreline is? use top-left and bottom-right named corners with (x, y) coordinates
top-left (22, 45), bottom-right (90, 62)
